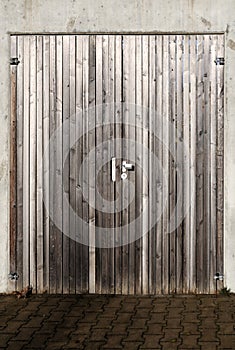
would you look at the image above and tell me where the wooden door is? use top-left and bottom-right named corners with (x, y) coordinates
top-left (10, 34), bottom-right (224, 294)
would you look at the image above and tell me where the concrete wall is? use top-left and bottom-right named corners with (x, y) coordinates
top-left (0, 0), bottom-right (235, 292)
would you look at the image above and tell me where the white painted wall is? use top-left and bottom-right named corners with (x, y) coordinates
top-left (0, 0), bottom-right (235, 292)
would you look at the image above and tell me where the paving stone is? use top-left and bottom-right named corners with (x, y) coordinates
top-left (122, 341), bottom-right (143, 349)
top-left (0, 334), bottom-right (14, 347)
top-left (46, 341), bottom-right (69, 349)
top-left (84, 341), bottom-right (106, 350)
top-left (180, 322), bottom-right (200, 335)
top-left (148, 313), bottom-right (166, 324)
top-left (218, 322), bottom-right (235, 334)
top-left (46, 311), bottom-right (65, 323)
top-left (7, 341), bottom-right (29, 350)
top-left (141, 334), bottom-right (162, 348)
top-left (26, 333), bottom-right (49, 348)
top-left (218, 335), bottom-right (235, 347)
top-left (199, 343), bottom-right (219, 350)
top-left (93, 318), bottom-right (113, 329)
top-left (110, 324), bottom-right (128, 335)
top-left (122, 329), bottom-right (144, 342)
top-left (199, 330), bottom-right (219, 342)
top-left (88, 329), bottom-right (107, 341)
top-left (71, 322), bottom-right (92, 334)
top-left (129, 318), bottom-right (148, 329)
top-left (102, 335), bottom-right (124, 348)
top-left (180, 335), bottom-right (200, 348)
top-left (12, 327), bottom-right (38, 341)
top-left (165, 318), bottom-right (182, 328)
top-left (199, 319), bottom-right (218, 328)
top-left (161, 328), bottom-right (181, 342)
top-left (144, 323), bottom-right (163, 334)
top-left (114, 312), bottom-right (132, 323)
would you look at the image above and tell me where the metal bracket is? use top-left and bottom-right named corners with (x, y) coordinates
top-left (214, 57), bottom-right (224, 65)
top-left (10, 57), bottom-right (20, 66)
top-left (8, 272), bottom-right (19, 281)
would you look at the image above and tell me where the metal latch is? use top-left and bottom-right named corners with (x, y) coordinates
top-left (214, 57), bottom-right (224, 65)
top-left (121, 160), bottom-right (134, 180)
top-left (10, 57), bottom-right (20, 65)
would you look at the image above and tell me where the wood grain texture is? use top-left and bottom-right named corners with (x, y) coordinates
top-left (11, 34), bottom-right (224, 295)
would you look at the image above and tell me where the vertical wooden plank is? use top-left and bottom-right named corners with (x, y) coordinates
top-left (162, 35), bottom-right (169, 294)
top-left (36, 36), bottom-right (44, 292)
top-left (62, 35), bottom-right (71, 294)
top-left (22, 36), bottom-right (30, 287)
top-left (148, 35), bottom-right (156, 294)
top-left (169, 35), bottom-right (177, 293)
top-left (142, 35), bottom-right (149, 294)
top-left (135, 35), bottom-right (143, 294)
top-left (155, 35), bottom-right (163, 294)
top-left (216, 35), bottom-right (224, 277)
top-left (101, 35), bottom-right (111, 293)
top-left (54, 35), bottom-right (63, 294)
top-left (82, 35), bottom-right (89, 292)
top-left (108, 35), bottom-right (115, 294)
top-left (189, 35), bottom-right (197, 292)
top-left (208, 35), bottom-right (217, 293)
top-left (16, 36), bottom-right (24, 292)
top-left (95, 35), bottom-right (103, 294)
top-left (49, 35), bottom-right (57, 293)
top-left (69, 35), bottom-right (76, 294)
top-left (10, 36), bottom-right (17, 283)
top-left (88, 35), bottom-right (96, 294)
top-left (203, 35), bottom-right (211, 293)
top-left (42, 36), bottom-right (50, 292)
top-left (176, 35), bottom-right (183, 294)
top-left (114, 35), bottom-right (122, 294)
top-left (29, 36), bottom-right (37, 290)
top-left (75, 35), bottom-right (85, 293)
top-left (196, 35), bottom-right (205, 293)
top-left (183, 35), bottom-right (190, 293)
top-left (127, 35), bottom-right (136, 295)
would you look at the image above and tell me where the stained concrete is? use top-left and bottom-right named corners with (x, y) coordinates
top-left (0, 0), bottom-right (235, 292)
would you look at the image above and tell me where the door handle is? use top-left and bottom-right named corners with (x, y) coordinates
top-left (111, 157), bottom-right (116, 182)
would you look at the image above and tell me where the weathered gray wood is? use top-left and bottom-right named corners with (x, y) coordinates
top-left (29, 36), bottom-right (37, 291)
top-left (82, 35), bottom-right (89, 292)
top-left (42, 35), bottom-right (50, 292)
top-left (183, 35), bottom-right (190, 293)
top-left (95, 35), bottom-right (103, 294)
top-left (88, 35), bottom-right (96, 294)
top-left (75, 35), bottom-right (86, 293)
top-left (69, 35), bottom-right (76, 294)
top-left (216, 34), bottom-right (224, 276)
top-left (62, 35), bottom-right (71, 294)
top-left (148, 35), bottom-right (156, 294)
top-left (175, 35), bottom-right (183, 294)
top-left (114, 35), bottom-right (122, 294)
top-left (169, 35), bottom-right (176, 294)
top-left (135, 35), bottom-right (143, 294)
top-left (22, 36), bottom-right (30, 287)
top-left (36, 35), bottom-right (44, 293)
top-left (49, 35), bottom-right (57, 293)
top-left (127, 35), bottom-right (136, 295)
top-left (10, 36), bottom-right (17, 288)
top-left (142, 35), bottom-right (149, 294)
top-left (12, 34), bottom-right (225, 295)
top-left (16, 36), bottom-right (24, 292)
top-left (196, 35), bottom-right (205, 293)
top-left (189, 35), bottom-right (197, 292)
top-left (162, 35), bottom-right (169, 294)
top-left (203, 35), bottom-right (211, 293)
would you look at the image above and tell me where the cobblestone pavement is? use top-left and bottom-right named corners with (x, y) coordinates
top-left (0, 294), bottom-right (235, 349)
